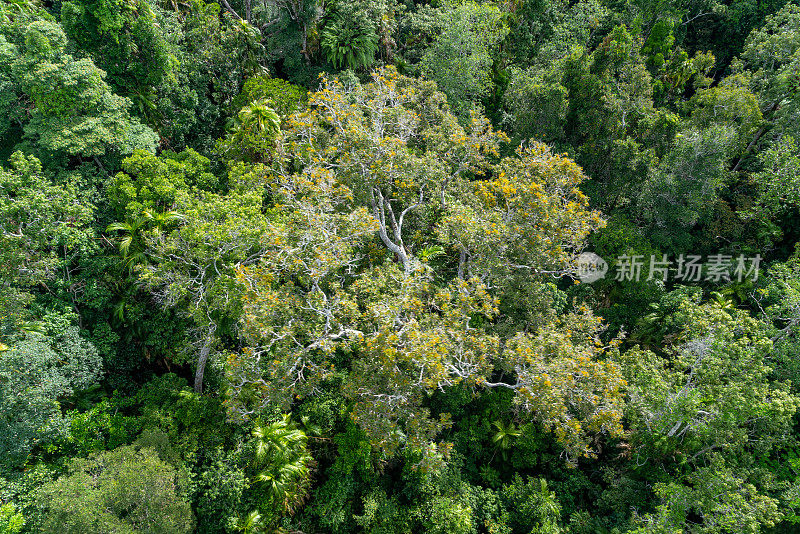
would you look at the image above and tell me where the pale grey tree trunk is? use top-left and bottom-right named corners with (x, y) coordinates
top-left (457, 249), bottom-right (467, 279)
top-left (194, 329), bottom-right (216, 394)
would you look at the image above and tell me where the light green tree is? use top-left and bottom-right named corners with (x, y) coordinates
top-left (138, 162), bottom-right (273, 393)
top-left (0, 152), bottom-right (94, 337)
top-left (622, 292), bottom-right (798, 465)
top-left (731, 3), bottom-right (800, 167)
top-left (218, 99), bottom-right (281, 161)
top-left (0, 8), bottom-right (157, 159)
top-left (0, 504), bottom-right (23, 534)
top-left (0, 328), bottom-right (102, 468)
top-left (632, 456), bottom-right (783, 534)
top-left (413, 1), bottom-right (509, 115)
top-left (35, 445), bottom-right (194, 533)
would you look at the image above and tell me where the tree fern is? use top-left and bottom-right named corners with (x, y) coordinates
top-left (321, 6), bottom-right (378, 71)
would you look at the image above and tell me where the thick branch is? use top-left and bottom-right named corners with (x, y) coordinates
top-left (219, 0), bottom-right (242, 19)
top-left (371, 188), bottom-right (411, 273)
top-left (731, 99), bottom-right (781, 172)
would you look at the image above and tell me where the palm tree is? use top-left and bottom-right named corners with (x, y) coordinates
top-left (222, 100), bottom-right (281, 161)
top-left (234, 510), bottom-right (264, 533)
top-left (237, 100), bottom-right (281, 138)
top-left (234, 19), bottom-right (267, 77)
top-left (128, 86), bottom-right (160, 127)
top-left (492, 420), bottom-right (521, 461)
top-left (106, 209), bottom-right (183, 272)
top-left (248, 415), bottom-right (313, 520)
top-left (709, 290), bottom-right (735, 312)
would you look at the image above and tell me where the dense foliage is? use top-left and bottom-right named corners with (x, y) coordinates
top-left (2, 0), bottom-right (800, 532)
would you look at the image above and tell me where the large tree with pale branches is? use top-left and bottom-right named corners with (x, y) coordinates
top-left (221, 67), bottom-right (623, 465)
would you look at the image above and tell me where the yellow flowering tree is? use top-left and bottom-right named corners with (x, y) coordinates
top-left (272, 67), bottom-right (505, 274)
top-left (224, 67), bottom-right (624, 465)
top-left (437, 143), bottom-right (605, 282)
